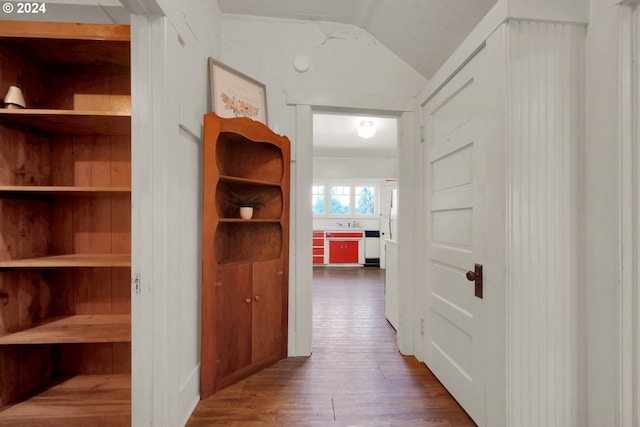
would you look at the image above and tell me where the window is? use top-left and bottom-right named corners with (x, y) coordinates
top-left (312, 183), bottom-right (377, 216)
top-left (312, 185), bottom-right (325, 214)
top-left (355, 186), bottom-right (375, 215)
top-left (329, 185), bottom-right (350, 214)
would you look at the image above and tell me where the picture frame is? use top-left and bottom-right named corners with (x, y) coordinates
top-left (208, 57), bottom-right (268, 125)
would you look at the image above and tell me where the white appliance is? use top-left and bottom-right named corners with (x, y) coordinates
top-left (389, 188), bottom-right (398, 241)
top-left (379, 183), bottom-right (397, 269)
top-left (364, 230), bottom-right (380, 266)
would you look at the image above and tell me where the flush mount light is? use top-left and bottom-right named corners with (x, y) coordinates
top-left (358, 120), bottom-right (375, 138)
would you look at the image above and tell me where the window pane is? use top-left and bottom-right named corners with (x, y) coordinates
top-left (329, 186), bottom-right (350, 214)
top-left (355, 185), bottom-right (375, 215)
top-left (312, 185), bottom-right (325, 214)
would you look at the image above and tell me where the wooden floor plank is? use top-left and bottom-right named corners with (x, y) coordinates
top-left (188, 267), bottom-right (476, 426)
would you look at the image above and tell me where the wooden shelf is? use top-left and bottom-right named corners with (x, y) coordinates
top-left (0, 109), bottom-right (131, 136)
top-left (0, 186), bottom-right (131, 197)
top-left (0, 315), bottom-right (130, 345)
top-left (219, 219), bottom-right (281, 223)
top-left (0, 21), bottom-right (129, 70)
top-left (219, 175), bottom-right (281, 187)
top-left (0, 374), bottom-right (130, 427)
top-left (0, 254), bottom-right (131, 268)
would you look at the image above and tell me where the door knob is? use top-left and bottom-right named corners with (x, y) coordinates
top-left (244, 298), bottom-right (251, 304)
top-left (254, 295), bottom-right (261, 302)
top-left (465, 263), bottom-right (483, 299)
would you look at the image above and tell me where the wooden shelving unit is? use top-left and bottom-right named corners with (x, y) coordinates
top-left (0, 21), bottom-right (132, 426)
top-left (201, 113), bottom-right (290, 398)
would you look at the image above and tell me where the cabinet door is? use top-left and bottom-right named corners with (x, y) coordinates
top-left (329, 240), bottom-right (359, 263)
top-left (216, 262), bottom-right (252, 381)
top-left (329, 240), bottom-right (344, 263)
top-left (251, 259), bottom-right (283, 362)
top-left (343, 240), bottom-right (359, 263)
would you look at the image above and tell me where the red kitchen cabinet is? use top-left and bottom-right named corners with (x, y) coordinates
top-left (329, 240), bottom-right (359, 264)
top-left (312, 231), bottom-right (325, 264)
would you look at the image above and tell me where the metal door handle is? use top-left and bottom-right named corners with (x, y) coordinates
top-left (465, 263), bottom-right (483, 299)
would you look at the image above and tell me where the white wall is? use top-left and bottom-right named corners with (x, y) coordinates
top-left (153, 4), bottom-right (221, 425)
top-left (128, 0), bottom-right (222, 425)
top-left (313, 157), bottom-right (397, 180)
top-left (218, 15), bottom-right (426, 356)
top-left (219, 15), bottom-right (425, 138)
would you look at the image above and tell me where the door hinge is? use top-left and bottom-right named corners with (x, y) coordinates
top-left (133, 274), bottom-right (141, 295)
top-left (420, 125), bottom-right (426, 143)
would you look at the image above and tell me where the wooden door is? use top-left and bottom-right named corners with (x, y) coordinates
top-left (423, 48), bottom-right (487, 424)
top-left (216, 263), bottom-right (252, 383)
top-left (251, 259), bottom-right (282, 362)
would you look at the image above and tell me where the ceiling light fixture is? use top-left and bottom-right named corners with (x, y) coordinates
top-left (358, 120), bottom-right (375, 139)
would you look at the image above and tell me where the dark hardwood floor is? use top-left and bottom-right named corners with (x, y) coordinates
top-left (187, 267), bottom-right (475, 426)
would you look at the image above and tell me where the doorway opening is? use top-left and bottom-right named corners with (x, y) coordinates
top-left (310, 108), bottom-right (400, 349)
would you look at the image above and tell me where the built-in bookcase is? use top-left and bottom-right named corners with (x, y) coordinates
top-left (0, 21), bottom-right (131, 426)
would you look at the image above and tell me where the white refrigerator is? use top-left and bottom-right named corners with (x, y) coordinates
top-left (389, 188), bottom-right (398, 240)
top-left (379, 185), bottom-right (398, 269)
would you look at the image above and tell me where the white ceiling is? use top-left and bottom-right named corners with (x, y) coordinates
top-left (313, 113), bottom-right (398, 158)
top-left (216, 0), bottom-right (497, 80)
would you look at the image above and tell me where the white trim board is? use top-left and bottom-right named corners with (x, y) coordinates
top-left (619, 3), bottom-right (640, 426)
top-left (286, 89), bottom-right (414, 113)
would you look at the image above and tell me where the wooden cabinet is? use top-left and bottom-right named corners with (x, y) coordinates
top-left (201, 113), bottom-right (290, 398)
top-left (0, 21), bottom-right (131, 426)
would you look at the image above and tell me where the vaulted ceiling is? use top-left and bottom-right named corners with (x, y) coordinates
top-left (218, 0), bottom-right (497, 158)
top-left (216, 0), bottom-right (498, 80)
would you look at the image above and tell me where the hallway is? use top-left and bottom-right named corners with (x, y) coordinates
top-left (187, 267), bottom-right (475, 426)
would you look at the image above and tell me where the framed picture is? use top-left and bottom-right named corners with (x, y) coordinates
top-left (208, 57), bottom-right (268, 125)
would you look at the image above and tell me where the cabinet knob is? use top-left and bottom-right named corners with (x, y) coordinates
top-left (254, 295), bottom-right (261, 302)
top-left (244, 298), bottom-right (251, 304)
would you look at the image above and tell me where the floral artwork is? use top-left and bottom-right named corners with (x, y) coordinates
top-left (209, 57), bottom-right (268, 125)
top-left (221, 92), bottom-right (260, 119)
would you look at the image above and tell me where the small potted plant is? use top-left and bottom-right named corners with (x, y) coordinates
top-left (229, 191), bottom-right (263, 219)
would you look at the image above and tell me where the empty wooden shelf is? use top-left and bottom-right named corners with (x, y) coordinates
top-left (0, 375), bottom-right (131, 427)
top-left (0, 109), bottom-right (131, 136)
top-left (0, 254), bottom-right (131, 268)
top-left (0, 315), bottom-right (131, 345)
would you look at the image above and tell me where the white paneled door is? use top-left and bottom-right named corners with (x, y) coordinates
top-left (423, 48), bottom-right (487, 425)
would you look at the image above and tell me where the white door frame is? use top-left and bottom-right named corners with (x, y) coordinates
top-left (125, 3), bottom-right (167, 426)
top-left (619, 2), bottom-right (640, 425)
top-left (286, 90), bottom-right (417, 357)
